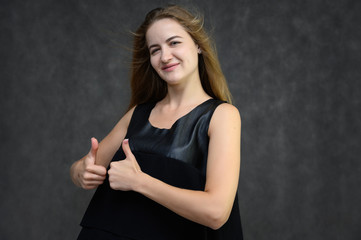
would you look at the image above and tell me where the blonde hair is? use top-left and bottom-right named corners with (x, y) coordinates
top-left (128, 5), bottom-right (232, 109)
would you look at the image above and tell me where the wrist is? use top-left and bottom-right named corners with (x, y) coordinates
top-left (133, 170), bottom-right (149, 193)
top-left (70, 160), bottom-right (83, 187)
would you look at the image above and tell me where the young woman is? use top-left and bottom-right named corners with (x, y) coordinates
top-left (70, 5), bottom-right (243, 240)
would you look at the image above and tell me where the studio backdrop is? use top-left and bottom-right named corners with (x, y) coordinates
top-left (1, 0), bottom-right (360, 239)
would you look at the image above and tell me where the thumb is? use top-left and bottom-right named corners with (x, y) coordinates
top-left (122, 139), bottom-right (134, 159)
top-left (87, 137), bottom-right (98, 163)
top-left (122, 139), bottom-right (141, 172)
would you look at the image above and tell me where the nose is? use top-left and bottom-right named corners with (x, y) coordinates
top-left (161, 47), bottom-right (172, 63)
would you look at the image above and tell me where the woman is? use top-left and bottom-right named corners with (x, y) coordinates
top-left (70, 5), bottom-right (242, 240)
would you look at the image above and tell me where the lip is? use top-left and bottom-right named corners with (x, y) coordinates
top-left (161, 63), bottom-right (179, 71)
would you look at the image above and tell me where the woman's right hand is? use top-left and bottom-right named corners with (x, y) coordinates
top-left (71, 137), bottom-right (107, 189)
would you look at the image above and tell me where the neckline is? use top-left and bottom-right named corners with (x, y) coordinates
top-left (147, 98), bottom-right (214, 130)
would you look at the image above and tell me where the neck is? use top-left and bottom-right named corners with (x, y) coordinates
top-left (163, 76), bottom-right (210, 108)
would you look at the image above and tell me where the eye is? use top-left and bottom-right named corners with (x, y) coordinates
top-left (150, 48), bottom-right (160, 55)
top-left (170, 41), bottom-right (180, 46)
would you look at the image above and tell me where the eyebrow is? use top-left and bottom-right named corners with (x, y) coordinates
top-left (148, 35), bottom-right (183, 50)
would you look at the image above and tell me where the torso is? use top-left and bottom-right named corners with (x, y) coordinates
top-left (80, 99), bottom-right (242, 240)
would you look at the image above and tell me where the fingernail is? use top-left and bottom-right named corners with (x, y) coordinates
top-left (123, 139), bottom-right (129, 144)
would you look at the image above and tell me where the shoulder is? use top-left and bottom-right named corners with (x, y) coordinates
top-left (208, 103), bottom-right (241, 135)
top-left (213, 103), bottom-right (241, 123)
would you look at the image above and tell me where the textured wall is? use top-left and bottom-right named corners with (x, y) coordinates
top-left (1, 0), bottom-right (360, 239)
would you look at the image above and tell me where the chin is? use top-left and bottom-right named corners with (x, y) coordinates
top-left (164, 80), bottom-right (181, 86)
top-left (161, 76), bottom-right (183, 85)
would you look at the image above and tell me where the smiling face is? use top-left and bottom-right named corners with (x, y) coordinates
top-left (146, 18), bottom-right (200, 86)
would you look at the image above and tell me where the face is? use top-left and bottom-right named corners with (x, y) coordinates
top-left (146, 18), bottom-right (200, 86)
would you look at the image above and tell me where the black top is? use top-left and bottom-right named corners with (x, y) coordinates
top-left (80, 99), bottom-right (243, 240)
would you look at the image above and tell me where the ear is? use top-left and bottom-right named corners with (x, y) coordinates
top-left (195, 43), bottom-right (201, 54)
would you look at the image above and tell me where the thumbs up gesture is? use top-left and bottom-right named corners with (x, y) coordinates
top-left (108, 139), bottom-right (142, 191)
top-left (77, 137), bottom-right (107, 189)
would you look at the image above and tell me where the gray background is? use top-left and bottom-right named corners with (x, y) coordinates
top-left (1, 0), bottom-right (360, 239)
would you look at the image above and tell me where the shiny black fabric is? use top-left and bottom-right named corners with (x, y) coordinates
top-left (79, 99), bottom-right (243, 240)
top-left (128, 99), bottom-right (219, 177)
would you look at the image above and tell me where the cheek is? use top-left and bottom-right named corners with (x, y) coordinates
top-left (150, 56), bottom-right (158, 70)
top-left (179, 46), bottom-right (197, 61)
top-left (181, 49), bottom-right (198, 65)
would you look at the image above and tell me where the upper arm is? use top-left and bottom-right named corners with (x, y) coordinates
top-left (205, 103), bottom-right (241, 212)
top-left (95, 107), bottom-right (136, 167)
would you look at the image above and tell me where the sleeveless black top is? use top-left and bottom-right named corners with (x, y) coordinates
top-left (80, 99), bottom-right (243, 240)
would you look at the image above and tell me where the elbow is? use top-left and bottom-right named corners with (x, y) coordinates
top-left (208, 216), bottom-right (228, 230)
top-left (206, 207), bottom-right (230, 230)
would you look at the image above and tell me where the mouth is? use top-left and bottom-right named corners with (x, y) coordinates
top-left (161, 63), bottom-right (179, 71)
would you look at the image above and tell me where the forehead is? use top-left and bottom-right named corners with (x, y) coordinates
top-left (146, 18), bottom-right (191, 44)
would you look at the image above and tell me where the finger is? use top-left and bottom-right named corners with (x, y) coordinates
top-left (85, 177), bottom-right (106, 184)
top-left (83, 180), bottom-right (104, 188)
top-left (86, 165), bottom-right (107, 176)
top-left (122, 139), bottom-right (134, 159)
top-left (80, 175), bottom-right (105, 189)
top-left (83, 171), bottom-right (106, 181)
top-left (107, 164), bottom-right (117, 175)
top-left (85, 179), bottom-right (105, 185)
top-left (82, 183), bottom-right (102, 190)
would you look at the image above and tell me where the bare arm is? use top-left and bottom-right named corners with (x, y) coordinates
top-left (108, 103), bottom-right (241, 229)
top-left (94, 107), bottom-right (135, 167)
top-left (70, 107), bottom-right (135, 189)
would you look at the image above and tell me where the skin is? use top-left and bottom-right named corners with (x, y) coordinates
top-left (70, 18), bottom-right (241, 230)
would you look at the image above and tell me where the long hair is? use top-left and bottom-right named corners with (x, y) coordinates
top-left (128, 5), bottom-right (232, 110)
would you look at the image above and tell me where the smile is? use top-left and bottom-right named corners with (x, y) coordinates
top-left (161, 63), bottom-right (179, 72)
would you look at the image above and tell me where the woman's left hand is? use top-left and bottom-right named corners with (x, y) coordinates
top-left (108, 139), bottom-right (142, 191)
